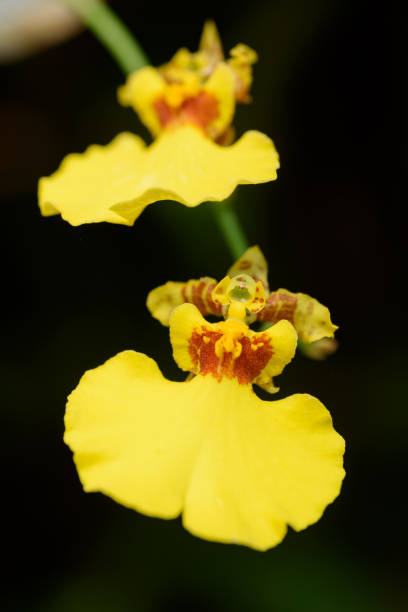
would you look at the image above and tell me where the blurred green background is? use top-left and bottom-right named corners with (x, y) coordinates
top-left (1, 0), bottom-right (404, 610)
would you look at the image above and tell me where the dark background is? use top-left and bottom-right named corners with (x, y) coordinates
top-left (1, 0), bottom-right (405, 610)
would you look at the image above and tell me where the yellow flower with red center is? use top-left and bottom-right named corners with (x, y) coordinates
top-left (38, 22), bottom-right (279, 226)
top-left (64, 258), bottom-right (345, 550)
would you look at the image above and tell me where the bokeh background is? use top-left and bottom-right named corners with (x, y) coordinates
top-left (1, 0), bottom-right (404, 610)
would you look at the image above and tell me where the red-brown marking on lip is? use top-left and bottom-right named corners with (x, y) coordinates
top-left (188, 326), bottom-right (273, 384)
top-left (153, 91), bottom-right (219, 133)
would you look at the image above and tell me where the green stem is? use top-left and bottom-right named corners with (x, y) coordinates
top-left (211, 198), bottom-right (250, 260)
top-left (297, 338), bottom-right (308, 353)
top-left (61, 0), bottom-right (148, 75)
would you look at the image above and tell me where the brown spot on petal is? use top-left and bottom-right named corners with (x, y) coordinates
top-left (188, 326), bottom-right (273, 384)
top-left (153, 91), bottom-right (219, 134)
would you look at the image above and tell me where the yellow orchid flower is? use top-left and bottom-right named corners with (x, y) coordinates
top-left (38, 21), bottom-right (279, 226)
top-left (65, 298), bottom-right (345, 551)
top-left (147, 245), bottom-right (338, 344)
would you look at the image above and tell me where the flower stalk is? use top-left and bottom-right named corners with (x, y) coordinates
top-left (211, 198), bottom-right (250, 259)
top-left (60, 0), bottom-right (148, 75)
